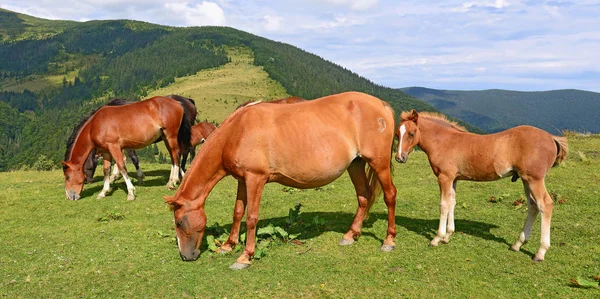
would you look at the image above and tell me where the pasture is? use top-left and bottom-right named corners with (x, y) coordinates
top-left (1, 136), bottom-right (599, 298)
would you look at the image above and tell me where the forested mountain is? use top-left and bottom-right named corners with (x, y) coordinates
top-left (401, 87), bottom-right (600, 133)
top-left (0, 9), bottom-right (443, 171)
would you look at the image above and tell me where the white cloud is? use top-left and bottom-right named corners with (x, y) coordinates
top-left (164, 1), bottom-right (226, 26)
top-left (263, 15), bottom-right (283, 32)
top-left (319, 0), bottom-right (379, 11)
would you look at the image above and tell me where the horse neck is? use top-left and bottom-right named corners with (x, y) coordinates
top-left (177, 131), bottom-right (228, 204)
top-left (68, 126), bottom-right (95, 168)
top-left (417, 118), bottom-right (460, 155)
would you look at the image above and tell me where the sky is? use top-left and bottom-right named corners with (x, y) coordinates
top-left (3, 0), bottom-right (600, 92)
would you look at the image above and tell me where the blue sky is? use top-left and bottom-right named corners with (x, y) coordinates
top-left (3, 0), bottom-right (599, 92)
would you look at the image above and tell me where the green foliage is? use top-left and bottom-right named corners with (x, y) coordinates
top-left (403, 87), bottom-right (600, 133)
top-left (96, 210), bottom-right (124, 222)
top-left (31, 155), bottom-right (56, 171)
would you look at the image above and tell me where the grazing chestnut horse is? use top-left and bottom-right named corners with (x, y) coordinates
top-left (395, 110), bottom-right (568, 262)
top-left (164, 92), bottom-right (397, 269)
top-left (82, 96), bottom-right (198, 186)
top-left (62, 96), bottom-right (193, 200)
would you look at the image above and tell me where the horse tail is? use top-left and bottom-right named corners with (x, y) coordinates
top-left (364, 166), bottom-right (382, 219)
top-left (552, 136), bottom-right (568, 167)
top-left (176, 102), bottom-right (193, 154)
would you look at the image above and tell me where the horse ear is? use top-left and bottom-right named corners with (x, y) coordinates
top-left (61, 161), bottom-right (70, 168)
top-left (164, 195), bottom-right (181, 209)
top-left (410, 109), bottom-right (419, 122)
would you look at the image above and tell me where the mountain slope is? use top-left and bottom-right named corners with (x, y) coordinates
top-left (0, 9), bottom-right (446, 171)
top-left (402, 87), bottom-right (600, 133)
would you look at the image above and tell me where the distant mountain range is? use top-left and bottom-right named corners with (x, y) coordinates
top-left (401, 87), bottom-right (600, 133)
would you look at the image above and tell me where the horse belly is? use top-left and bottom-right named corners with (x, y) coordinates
top-left (269, 142), bottom-right (355, 188)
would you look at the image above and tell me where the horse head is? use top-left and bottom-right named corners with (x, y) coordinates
top-left (164, 195), bottom-right (205, 261)
top-left (61, 161), bottom-right (85, 200)
top-left (395, 109), bottom-right (421, 163)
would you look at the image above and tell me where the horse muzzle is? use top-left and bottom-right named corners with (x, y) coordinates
top-left (179, 249), bottom-right (200, 261)
top-left (66, 190), bottom-right (81, 200)
top-left (395, 154), bottom-right (408, 163)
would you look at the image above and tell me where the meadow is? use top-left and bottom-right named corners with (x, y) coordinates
top-left (1, 135), bottom-right (599, 298)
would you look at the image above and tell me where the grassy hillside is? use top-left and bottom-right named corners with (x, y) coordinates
top-left (1, 136), bottom-right (598, 297)
top-left (147, 46), bottom-right (289, 124)
top-left (402, 87), bottom-right (600, 133)
top-left (0, 8), bottom-right (77, 41)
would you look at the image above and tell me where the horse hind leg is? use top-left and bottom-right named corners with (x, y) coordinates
top-left (511, 181), bottom-right (538, 252)
top-left (514, 179), bottom-right (553, 262)
top-left (365, 157), bottom-right (398, 252)
top-left (127, 149), bottom-right (144, 185)
top-left (340, 159), bottom-right (369, 246)
top-left (162, 134), bottom-right (181, 190)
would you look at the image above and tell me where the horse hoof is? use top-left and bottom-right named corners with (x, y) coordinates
top-left (229, 262), bottom-right (250, 270)
top-left (219, 248), bottom-right (232, 255)
top-left (96, 194), bottom-right (105, 199)
top-left (429, 242), bottom-right (439, 247)
top-left (339, 238), bottom-right (354, 246)
top-left (533, 256), bottom-right (544, 263)
top-left (381, 245), bottom-right (395, 252)
top-left (127, 194), bottom-right (135, 201)
top-left (509, 245), bottom-right (520, 252)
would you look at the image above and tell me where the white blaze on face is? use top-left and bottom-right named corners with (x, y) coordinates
top-left (398, 124), bottom-right (407, 153)
top-left (176, 233), bottom-right (182, 252)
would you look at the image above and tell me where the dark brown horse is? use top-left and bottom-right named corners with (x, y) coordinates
top-left (63, 96), bottom-right (193, 200)
top-left (395, 110), bottom-right (568, 262)
top-left (164, 92), bottom-right (397, 269)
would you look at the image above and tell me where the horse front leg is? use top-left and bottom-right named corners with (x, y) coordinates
top-left (431, 175), bottom-right (454, 247)
top-left (108, 146), bottom-right (136, 200)
top-left (109, 153), bottom-right (127, 183)
top-left (220, 181), bottom-right (247, 254)
top-left (442, 181), bottom-right (457, 244)
top-left (96, 154), bottom-right (113, 199)
top-left (230, 174), bottom-right (267, 270)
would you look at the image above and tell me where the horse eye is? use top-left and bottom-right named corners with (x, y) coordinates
top-left (409, 133), bottom-right (415, 138)
top-left (66, 176), bottom-right (70, 181)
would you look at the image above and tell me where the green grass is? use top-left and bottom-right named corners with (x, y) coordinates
top-left (1, 136), bottom-right (599, 298)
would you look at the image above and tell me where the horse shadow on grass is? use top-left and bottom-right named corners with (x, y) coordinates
top-left (199, 211), bottom-right (531, 257)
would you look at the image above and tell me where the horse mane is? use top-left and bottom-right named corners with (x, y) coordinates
top-left (403, 111), bottom-right (467, 132)
top-left (105, 98), bottom-right (134, 106)
top-left (167, 94), bottom-right (196, 106)
top-left (64, 98), bottom-right (133, 164)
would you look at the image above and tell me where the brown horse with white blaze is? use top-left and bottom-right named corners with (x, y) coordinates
top-left (395, 110), bottom-right (567, 262)
top-left (164, 92), bottom-right (397, 269)
top-left (62, 96), bottom-right (192, 200)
